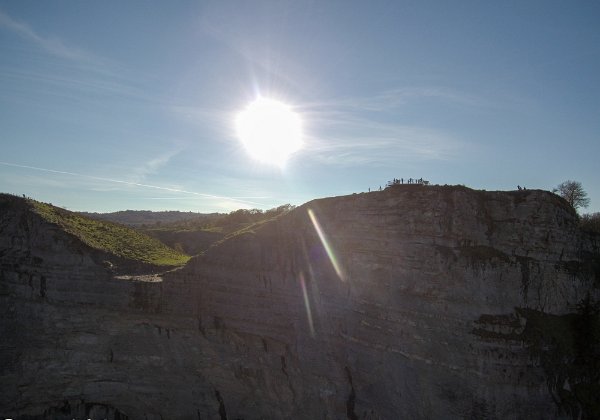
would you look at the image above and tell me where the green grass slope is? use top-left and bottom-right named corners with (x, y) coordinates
top-left (137, 204), bottom-right (296, 255)
top-left (29, 200), bottom-right (190, 267)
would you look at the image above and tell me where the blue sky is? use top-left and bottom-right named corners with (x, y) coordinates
top-left (1, 1), bottom-right (599, 213)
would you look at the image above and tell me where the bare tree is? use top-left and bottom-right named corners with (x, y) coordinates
top-left (553, 180), bottom-right (590, 211)
top-left (580, 212), bottom-right (600, 233)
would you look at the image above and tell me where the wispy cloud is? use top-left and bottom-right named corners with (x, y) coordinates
top-left (173, 86), bottom-right (468, 169)
top-left (294, 89), bottom-right (469, 166)
top-left (0, 67), bottom-right (146, 98)
top-left (0, 9), bottom-right (158, 107)
top-left (302, 129), bottom-right (459, 167)
top-left (130, 150), bottom-right (182, 184)
top-left (0, 161), bottom-right (265, 207)
top-left (0, 9), bottom-right (99, 64)
top-left (300, 87), bottom-right (486, 113)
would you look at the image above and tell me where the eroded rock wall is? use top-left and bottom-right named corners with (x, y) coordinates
top-left (1, 188), bottom-right (598, 419)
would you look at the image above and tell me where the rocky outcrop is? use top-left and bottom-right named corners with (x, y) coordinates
top-left (1, 187), bottom-right (599, 419)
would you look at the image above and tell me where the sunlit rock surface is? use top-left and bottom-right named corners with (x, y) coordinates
top-left (1, 187), bottom-right (599, 419)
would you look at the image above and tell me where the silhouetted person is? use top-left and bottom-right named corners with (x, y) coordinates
top-left (517, 185), bottom-right (521, 190)
top-left (401, 178), bottom-right (404, 184)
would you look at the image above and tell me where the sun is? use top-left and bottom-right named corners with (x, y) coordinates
top-left (235, 97), bottom-right (303, 166)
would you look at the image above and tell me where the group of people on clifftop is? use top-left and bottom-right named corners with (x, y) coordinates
top-left (387, 177), bottom-right (429, 186)
top-left (368, 177), bottom-right (430, 192)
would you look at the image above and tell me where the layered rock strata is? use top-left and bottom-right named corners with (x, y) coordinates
top-left (1, 187), bottom-right (598, 419)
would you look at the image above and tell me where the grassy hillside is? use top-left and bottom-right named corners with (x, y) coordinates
top-left (30, 200), bottom-right (190, 267)
top-left (80, 209), bottom-right (223, 226)
top-left (138, 204), bottom-right (296, 255)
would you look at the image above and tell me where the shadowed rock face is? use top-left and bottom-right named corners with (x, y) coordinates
top-left (1, 187), bottom-right (599, 419)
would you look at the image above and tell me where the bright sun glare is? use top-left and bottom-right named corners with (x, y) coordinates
top-left (235, 97), bottom-right (303, 166)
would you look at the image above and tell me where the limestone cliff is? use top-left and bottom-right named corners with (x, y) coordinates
top-left (1, 187), bottom-right (599, 419)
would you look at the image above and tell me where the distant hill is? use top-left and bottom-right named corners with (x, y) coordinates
top-left (137, 204), bottom-right (297, 256)
top-left (13, 196), bottom-right (191, 267)
top-left (79, 210), bottom-right (223, 227)
top-left (76, 206), bottom-right (297, 257)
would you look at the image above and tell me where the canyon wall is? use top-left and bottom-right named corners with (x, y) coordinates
top-left (1, 187), bottom-right (598, 419)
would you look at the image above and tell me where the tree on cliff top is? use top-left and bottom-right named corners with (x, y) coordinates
top-left (553, 180), bottom-right (590, 211)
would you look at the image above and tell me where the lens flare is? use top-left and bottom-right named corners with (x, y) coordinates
top-left (307, 208), bottom-right (344, 281)
top-left (299, 272), bottom-right (315, 338)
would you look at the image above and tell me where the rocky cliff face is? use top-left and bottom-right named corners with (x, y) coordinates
top-left (1, 187), bottom-right (599, 419)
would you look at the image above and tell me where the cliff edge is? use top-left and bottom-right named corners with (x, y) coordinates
top-left (1, 187), bottom-right (599, 419)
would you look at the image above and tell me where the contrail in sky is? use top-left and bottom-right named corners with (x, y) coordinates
top-left (0, 161), bottom-right (264, 206)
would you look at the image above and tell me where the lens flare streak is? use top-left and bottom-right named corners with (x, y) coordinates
top-left (299, 272), bottom-right (315, 338)
top-left (307, 208), bottom-right (344, 281)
